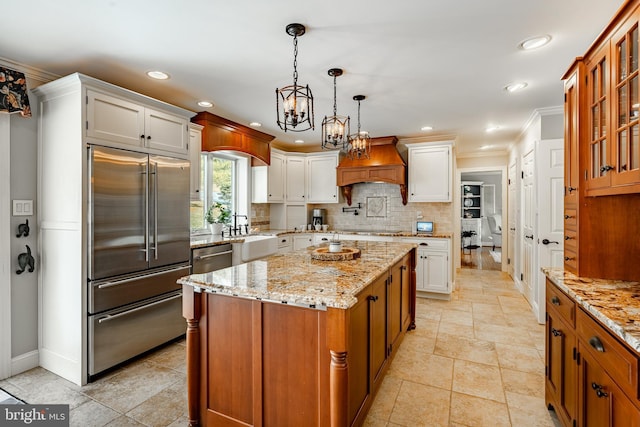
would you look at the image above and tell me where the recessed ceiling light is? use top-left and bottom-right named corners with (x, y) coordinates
top-left (519, 35), bottom-right (552, 51)
top-left (504, 82), bottom-right (528, 93)
top-left (197, 101), bottom-right (213, 108)
top-left (146, 70), bottom-right (170, 80)
top-left (249, 122), bottom-right (262, 127)
top-left (421, 126), bottom-right (433, 131)
top-left (294, 139), bottom-right (304, 144)
top-left (485, 125), bottom-right (501, 132)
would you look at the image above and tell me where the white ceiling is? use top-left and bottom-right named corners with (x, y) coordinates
top-left (1, 0), bottom-right (624, 154)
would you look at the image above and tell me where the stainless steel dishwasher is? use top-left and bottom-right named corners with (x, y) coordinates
top-left (191, 244), bottom-right (233, 274)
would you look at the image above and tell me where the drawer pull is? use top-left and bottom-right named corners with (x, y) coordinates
top-left (551, 296), bottom-right (560, 306)
top-left (367, 295), bottom-right (379, 302)
top-left (591, 382), bottom-right (609, 398)
top-left (589, 336), bottom-right (605, 352)
top-left (564, 256), bottom-right (575, 261)
top-left (551, 328), bottom-right (562, 337)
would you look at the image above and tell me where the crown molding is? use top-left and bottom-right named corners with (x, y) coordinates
top-left (0, 56), bottom-right (60, 83)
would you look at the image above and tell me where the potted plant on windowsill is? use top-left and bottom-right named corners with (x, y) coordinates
top-left (206, 202), bottom-right (231, 236)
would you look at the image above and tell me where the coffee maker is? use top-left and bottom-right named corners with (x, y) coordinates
top-left (311, 208), bottom-right (325, 227)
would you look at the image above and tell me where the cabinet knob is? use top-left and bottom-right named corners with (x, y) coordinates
top-left (140, 134), bottom-right (145, 139)
top-left (599, 165), bottom-right (614, 173)
top-left (588, 336), bottom-right (605, 352)
top-left (367, 295), bottom-right (379, 302)
top-left (551, 328), bottom-right (562, 337)
top-left (591, 382), bottom-right (609, 398)
top-left (564, 256), bottom-right (575, 261)
top-left (567, 186), bottom-right (577, 193)
top-left (564, 236), bottom-right (572, 240)
top-left (147, 135), bottom-right (151, 140)
top-left (551, 296), bottom-right (560, 306)
top-left (564, 215), bottom-right (574, 220)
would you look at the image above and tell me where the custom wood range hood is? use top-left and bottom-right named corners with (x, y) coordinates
top-left (337, 136), bottom-right (407, 205)
top-left (192, 111), bottom-right (275, 165)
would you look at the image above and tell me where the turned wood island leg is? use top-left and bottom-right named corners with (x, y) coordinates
top-left (327, 308), bottom-right (348, 427)
top-left (182, 285), bottom-right (201, 427)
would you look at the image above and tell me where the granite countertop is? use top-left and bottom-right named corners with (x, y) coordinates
top-left (179, 241), bottom-right (416, 309)
top-left (190, 229), bottom-right (452, 249)
top-left (543, 267), bottom-right (640, 353)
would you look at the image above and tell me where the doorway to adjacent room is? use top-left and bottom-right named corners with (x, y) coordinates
top-left (459, 169), bottom-right (504, 271)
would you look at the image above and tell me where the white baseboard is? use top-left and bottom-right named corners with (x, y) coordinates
top-left (11, 350), bottom-right (39, 376)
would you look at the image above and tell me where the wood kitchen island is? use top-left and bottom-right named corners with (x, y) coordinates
top-left (179, 241), bottom-right (416, 427)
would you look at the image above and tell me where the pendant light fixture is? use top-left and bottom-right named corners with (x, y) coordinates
top-left (276, 23), bottom-right (314, 132)
top-left (347, 95), bottom-right (371, 159)
top-left (321, 68), bottom-right (350, 150)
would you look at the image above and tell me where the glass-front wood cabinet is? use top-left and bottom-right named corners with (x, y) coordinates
top-left (585, 8), bottom-right (640, 196)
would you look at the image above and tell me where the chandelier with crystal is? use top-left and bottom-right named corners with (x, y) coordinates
top-left (347, 95), bottom-right (371, 159)
top-left (276, 23), bottom-right (314, 132)
top-left (321, 68), bottom-right (350, 150)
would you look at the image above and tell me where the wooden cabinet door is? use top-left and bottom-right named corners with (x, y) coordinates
top-left (267, 152), bottom-right (285, 202)
top-left (387, 263), bottom-right (402, 352)
top-left (585, 42), bottom-right (613, 192)
top-left (399, 257), bottom-right (411, 332)
top-left (307, 154), bottom-right (339, 203)
top-left (579, 347), bottom-right (640, 427)
top-left (408, 145), bottom-right (451, 202)
top-left (611, 13), bottom-right (640, 189)
top-left (564, 68), bottom-right (582, 205)
top-left (286, 156), bottom-right (306, 202)
top-left (348, 292), bottom-right (371, 426)
top-left (370, 274), bottom-right (388, 388)
top-left (545, 311), bottom-right (577, 427)
top-left (86, 90), bottom-right (145, 146)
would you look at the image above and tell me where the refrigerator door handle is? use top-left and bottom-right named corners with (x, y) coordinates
top-left (97, 293), bottom-right (182, 324)
top-left (152, 162), bottom-right (159, 260)
top-left (142, 161), bottom-right (150, 262)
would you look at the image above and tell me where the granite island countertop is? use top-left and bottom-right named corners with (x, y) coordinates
top-left (179, 241), bottom-right (416, 309)
top-left (190, 229), bottom-right (451, 249)
top-left (543, 267), bottom-right (640, 353)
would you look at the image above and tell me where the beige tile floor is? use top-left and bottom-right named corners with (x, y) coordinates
top-left (0, 269), bottom-right (561, 426)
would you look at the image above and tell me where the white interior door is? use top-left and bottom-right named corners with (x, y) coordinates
top-left (507, 162), bottom-right (517, 279)
top-left (536, 139), bottom-right (564, 323)
top-left (521, 150), bottom-right (535, 305)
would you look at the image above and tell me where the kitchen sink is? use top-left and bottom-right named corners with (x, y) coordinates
top-left (240, 235), bottom-right (278, 262)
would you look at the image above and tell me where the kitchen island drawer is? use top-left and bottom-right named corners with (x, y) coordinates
top-left (546, 280), bottom-right (576, 327)
top-left (576, 308), bottom-right (639, 400)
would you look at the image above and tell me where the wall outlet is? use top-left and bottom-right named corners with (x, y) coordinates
top-left (416, 210), bottom-right (423, 219)
top-left (13, 200), bottom-right (33, 216)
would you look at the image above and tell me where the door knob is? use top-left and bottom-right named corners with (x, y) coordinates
top-left (542, 239), bottom-right (559, 245)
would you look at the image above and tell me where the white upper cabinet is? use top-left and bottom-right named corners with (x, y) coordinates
top-left (86, 89), bottom-right (188, 155)
top-left (189, 123), bottom-right (203, 200)
top-left (286, 155), bottom-right (306, 202)
top-left (306, 152), bottom-right (339, 203)
top-left (252, 150), bottom-right (285, 203)
top-left (408, 142), bottom-right (452, 202)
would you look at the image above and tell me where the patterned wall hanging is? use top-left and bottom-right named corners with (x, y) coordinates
top-left (0, 67), bottom-right (31, 117)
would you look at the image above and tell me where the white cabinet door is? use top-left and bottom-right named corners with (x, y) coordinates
top-left (268, 152), bottom-right (285, 202)
top-left (86, 90), bottom-right (145, 146)
top-left (408, 144), bottom-right (451, 202)
top-left (293, 234), bottom-right (313, 251)
top-left (423, 251), bottom-right (449, 293)
top-left (189, 124), bottom-right (202, 200)
top-left (144, 108), bottom-right (188, 154)
top-left (286, 156), bottom-right (306, 202)
top-left (306, 153), bottom-right (339, 203)
top-left (86, 90), bottom-right (188, 155)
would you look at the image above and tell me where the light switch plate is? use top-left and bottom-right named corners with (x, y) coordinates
top-left (13, 200), bottom-right (33, 216)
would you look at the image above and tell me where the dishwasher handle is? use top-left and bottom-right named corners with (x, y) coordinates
top-left (193, 250), bottom-right (233, 261)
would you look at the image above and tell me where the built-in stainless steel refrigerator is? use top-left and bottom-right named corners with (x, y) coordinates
top-left (87, 145), bottom-right (190, 377)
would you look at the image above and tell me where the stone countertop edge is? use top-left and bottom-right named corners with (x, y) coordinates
top-left (190, 230), bottom-right (452, 249)
top-left (180, 241), bottom-right (417, 310)
top-left (542, 267), bottom-right (640, 353)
